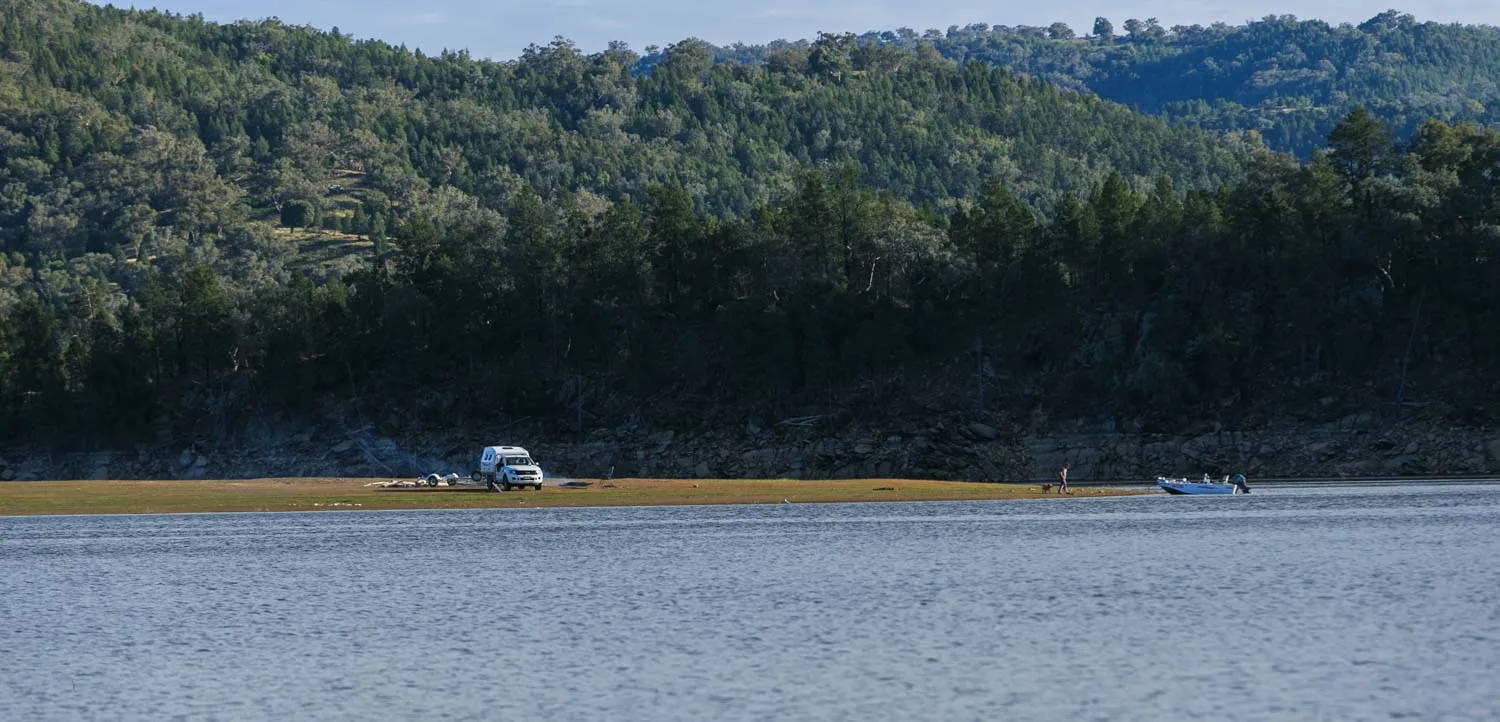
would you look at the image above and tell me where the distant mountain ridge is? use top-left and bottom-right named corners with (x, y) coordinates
top-left (664, 10), bottom-right (1500, 156)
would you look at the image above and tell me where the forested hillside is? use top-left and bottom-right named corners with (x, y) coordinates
top-left (698, 11), bottom-right (1500, 157)
top-left (2, 1), bottom-right (1500, 453)
top-left (0, 0), bottom-right (1245, 248)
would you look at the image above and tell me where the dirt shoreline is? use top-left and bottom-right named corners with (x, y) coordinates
top-left (7, 419), bottom-right (1499, 485)
top-left (0, 477), bottom-right (1148, 516)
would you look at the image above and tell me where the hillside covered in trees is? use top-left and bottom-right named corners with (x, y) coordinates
top-left (695, 11), bottom-right (1500, 157)
top-left (2, 1), bottom-right (1500, 457)
top-left (0, 0), bottom-right (1246, 234)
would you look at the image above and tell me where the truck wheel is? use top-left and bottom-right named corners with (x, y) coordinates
top-left (501, 482), bottom-right (512, 492)
top-left (533, 484), bottom-right (543, 491)
top-left (486, 480), bottom-right (498, 492)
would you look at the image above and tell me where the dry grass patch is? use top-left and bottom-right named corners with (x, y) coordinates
top-left (0, 477), bottom-right (1146, 516)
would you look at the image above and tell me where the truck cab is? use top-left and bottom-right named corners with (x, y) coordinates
top-left (474, 446), bottom-right (545, 491)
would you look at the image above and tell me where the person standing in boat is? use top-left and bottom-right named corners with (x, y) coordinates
top-left (1058, 463), bottom-right (1070, 494)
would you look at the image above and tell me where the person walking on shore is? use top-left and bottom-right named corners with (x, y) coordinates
top-left (1058, 463), bottom-right (1070, 494)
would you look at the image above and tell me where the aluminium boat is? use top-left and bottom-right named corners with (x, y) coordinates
top-left (1157, 473), bottom-right (1250, 495)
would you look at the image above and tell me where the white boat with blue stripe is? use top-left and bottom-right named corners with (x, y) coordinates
top-left (1157, 474), bottom-right (1251, 495)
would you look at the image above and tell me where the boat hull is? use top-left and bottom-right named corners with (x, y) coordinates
top-left (1157, 480), bottom-right (1246, 495)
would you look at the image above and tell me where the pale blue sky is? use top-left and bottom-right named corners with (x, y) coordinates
top-left (112, 1), bottom-right (1499, 60)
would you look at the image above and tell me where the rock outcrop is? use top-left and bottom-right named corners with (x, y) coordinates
top-left (3, 411), bottom-right (1498, 482)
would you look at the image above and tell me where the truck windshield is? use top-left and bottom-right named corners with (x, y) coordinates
top-left (502, 456), bottom-right (534, 466)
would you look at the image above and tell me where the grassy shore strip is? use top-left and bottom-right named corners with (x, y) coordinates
top-left (0, 478), bottom-right (1150, 516)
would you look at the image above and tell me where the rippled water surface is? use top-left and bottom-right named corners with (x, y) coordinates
top-left (3, 485), bottom-right (1499, 720)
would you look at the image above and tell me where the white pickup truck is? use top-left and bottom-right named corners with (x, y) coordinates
top-left (471, 446), bottom-right (545, 491)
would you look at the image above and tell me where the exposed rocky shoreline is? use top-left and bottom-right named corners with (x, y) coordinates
top-left (4, 410), bottom-right (1498, 483)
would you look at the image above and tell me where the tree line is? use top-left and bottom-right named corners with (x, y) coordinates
top-left (4, 109), bottom-right (1499, 441)
top-left (688, 11), bottom-right (1500, 157)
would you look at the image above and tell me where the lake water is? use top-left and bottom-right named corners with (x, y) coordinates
top-left (3, 485), bottom-right (1498, 720)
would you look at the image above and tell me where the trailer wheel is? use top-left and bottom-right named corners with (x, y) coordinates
top-left (471, 471), bottom-right (483, 483)
top-left (425, 475), bottom-right (439, 487)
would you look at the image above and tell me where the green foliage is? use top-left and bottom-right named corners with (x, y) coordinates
top-left (280, 200), bottom-right (315, 229)
top-left (4, 111), bottom-right (1500, 439)
top-left (1, 0), bottom-right (1245, 269)
top-left (1093, 18), bottom-right (1114, 42)
top-left (4, 2), bottom-right (1500, 441)
top-left (691, 11), bottom-right (1500, 157)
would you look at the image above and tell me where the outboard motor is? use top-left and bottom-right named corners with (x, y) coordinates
top-left (1229, 473), bottom-right (1250, 494)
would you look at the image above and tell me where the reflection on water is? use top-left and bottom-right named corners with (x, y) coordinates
top-left (2, 485), bottom-right (1498, 720)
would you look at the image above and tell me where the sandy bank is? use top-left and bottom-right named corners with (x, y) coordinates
top-left (0, 477), bottom-right (1147, 516)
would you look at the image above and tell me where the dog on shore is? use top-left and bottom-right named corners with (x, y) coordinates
top-left (1041, 483), bottom-right (1053, 493)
